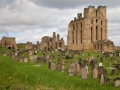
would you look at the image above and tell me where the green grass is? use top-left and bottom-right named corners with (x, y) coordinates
top-left (0, 47), bottom-right (120, 90)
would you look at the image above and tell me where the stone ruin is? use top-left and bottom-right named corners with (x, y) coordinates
top-left (67, 6), bottom-right (115, 52)
top-left (25, 42), bottom-right (33, 50)
top-left (37, 32), bottom-right (65, 51)
top-left (0, 36), bottom-right (17, 49)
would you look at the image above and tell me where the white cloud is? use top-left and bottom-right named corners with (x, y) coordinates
top-left (0, 0), bottom-right (119, 46)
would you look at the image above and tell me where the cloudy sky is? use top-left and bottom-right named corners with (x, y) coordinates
top-left (0, 0), bottom-right (120, 46)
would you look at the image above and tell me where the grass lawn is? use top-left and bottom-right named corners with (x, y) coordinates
top-left (0, 47), bottom-right (120, 90)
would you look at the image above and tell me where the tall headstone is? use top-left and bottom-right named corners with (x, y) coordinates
top-left (75, 64), bottom-right (81, 76)
top-left (30, 55), bottom-right (34, 64)
top-left (81, 67), bottom-right (87, 79)
top-left (50, 62), bottom-right (56, 70)
top-left (92, 68), bottom-right (98, 79)
top-left (99, 73), bottom-right (104, 84)
top-left (60, 62), bottom-right (65, 73)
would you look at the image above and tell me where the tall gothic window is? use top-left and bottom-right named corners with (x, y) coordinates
top-left (81, 22), bottom-right (82, 28)
top-left (81, 30), bottom-right (82, 43)
top-left (91, 27), bottom-right (93, 42)
top-left (101, 28), bottom-right (102, 40)
top-left (96, 19), bottom-right (98, 23)
top-left (72, 31), bottom-right (74, 43)
top-left (101, 20), bottom-right (103, 25)
top-left (96, 26), bottom-right (98, 40)
top-left (76, 31), bottom-right (78, 43)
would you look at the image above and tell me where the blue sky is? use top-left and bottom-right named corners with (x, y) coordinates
top-left (0, 0), bottom-right (120, 46)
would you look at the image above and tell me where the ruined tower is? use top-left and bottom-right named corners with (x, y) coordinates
top-left (67, 6), bottom-right (114, 52)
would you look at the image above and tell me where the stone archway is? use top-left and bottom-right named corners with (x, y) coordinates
top-left (8, 47), bottom-right (11, 49)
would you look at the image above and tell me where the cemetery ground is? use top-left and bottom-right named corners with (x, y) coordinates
top-left (0, 46), bottom-right (120, 90)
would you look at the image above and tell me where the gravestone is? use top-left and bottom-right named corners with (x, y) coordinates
top-left (60, 62), bottom-right (65, 73)
top-left (99, 73), bottom-right (104, 84)
top-left (70, 63), bottom-right (75, 71)
top-left (85, 65), bottom-right (89, 74)
top-left (114, 59), bottom-right (117, 64)
top-left (109, 61), bottom-right (112, 67)
top-left (75, 64), bottom-right (81, 76)
top-left (34, 55), bottom-right (37, 62)
top-left (111, 69), bottom-right (116, 75)
top-left (29, 50), bottom-right (32, 55)
top-left (3, 53), bottom-right (6, 56)
top-left (20, 57), bottom-right (24, 62)
top-left (114, 80), bottom-right (120, 87)
top-left (46, 55), bottom-right (49, 60)
top-left (81, 67), bottom-right (87, 79)
top-left (92, 68), bottom-right (98, 79)
top-left (68, 67), bottom-right (74, 76)
top-left (50, 62), bottom-right (56, 70)
top-left (11, 54), bottom-right (15, 60)
top-left (30, 55), bottom-right (34, 64)
top-left (24, 57), bottom-right (28, 62)
top-left (56, 63), bottom-right (61, 70)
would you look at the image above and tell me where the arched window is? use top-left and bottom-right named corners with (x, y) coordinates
top-left (96, 19), bottom-right (98, 23)
top-left (101, 20), bottom-right (103, 25)
top-left (81, 22), bottom-right (82, 28)
top-left (91, 27), bottom-right (93, 42)
top-left (96, 26), bottom-right (98, 40)
top-left (81, 30), bottom-right (82, 43)
top-left (101, 28), bottom-right (102, 40)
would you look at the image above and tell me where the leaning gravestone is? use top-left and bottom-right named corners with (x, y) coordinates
top-left (92, 68), bottom-right (98, 79)
top-left (68, 67), bottom-right (74, 76)
top-left (50, 62), bottom-right (56, 70)
top-left (81, 67), bottom-right (87, 79)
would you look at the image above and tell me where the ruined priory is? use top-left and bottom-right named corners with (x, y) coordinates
top-left (67, 6), bottom-right (114, 52)
top-left (0, 6), bottom-right (115, 52)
